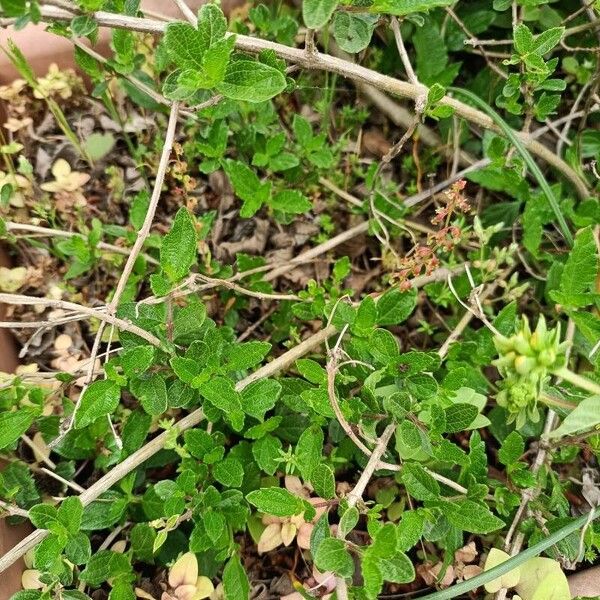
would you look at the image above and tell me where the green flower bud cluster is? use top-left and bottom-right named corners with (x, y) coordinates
top-left (493, 316), bottom-right (568, 429)
top-left (496, 376), bottom-right (540, 429)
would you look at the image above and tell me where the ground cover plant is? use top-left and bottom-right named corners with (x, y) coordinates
top-left (0, 0), bottom-right (599, 598)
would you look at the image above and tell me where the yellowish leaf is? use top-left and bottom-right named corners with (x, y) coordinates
top-left (169, 552), bottom-right (199, 588)
top-left (483, 548), bottom-right (521, 593)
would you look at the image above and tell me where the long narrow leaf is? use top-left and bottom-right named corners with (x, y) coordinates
top-left (418, 506), bottom-right (600, 600)
top-left (449, 86), bottom-right (573, 247)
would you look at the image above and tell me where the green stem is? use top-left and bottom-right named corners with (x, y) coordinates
top-left (554, 367), bottom-right (600, 396)
top-left (539, 392), bottom-right (576, 410)
top-left (418, 506), bottom-right (600, 600)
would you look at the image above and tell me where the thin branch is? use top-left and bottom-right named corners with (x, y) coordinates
top-left (335, 423), bottom-right (396, 600)
top-left (346, 424), bottom-right (397, 509)
top-left (0, 294), bottom-right (161, 346)
top-left (31, 4), bottom-right (590, 199)
top-left (5, 221), bottom-right (159, 265)
top-left (193, 275), bottom-right (300, 301)
top-left (172, 0), bottom-right (196, 25)
top-left (390, 17), bottom-right (419, 86)
top-left (0, 499), bottom-right (29, 518)
top-left (108, 103), bottom-right (180, 314)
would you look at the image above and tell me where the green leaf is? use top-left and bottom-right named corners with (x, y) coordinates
top-left (241, 379), bottom-right (282, 421)
top-left (83, 133), bottom-right (115, 161)
top-left (223, 555), bottom-right (250, 600)
top-left (120, 346), bottom-right (154, 378)
top-left (58, 496), bottom-right (83, 535)
top-left (310, 463), bottom-right (335, 499)
top-left (370, 523), bottom-right (398, 556)
top-left (332, 12), bottom-right (376, 53)
top-left (444, 500), bottom-right (504, 534)
top-left (303, 0), bottom-right (338, 29)
top-left (444, 403), bottom-right (478, 433)
top-left (252, 435), bottom-right (282, 475)
top-left (110, 580), bottom-right (136, 600)
top-left (9, 592), bottom-right (43, 600)
top-left (314, 538), bottom-right (354, 578)
top-left (65, 531), bottom-right (92, 565)
top-left (133, 374), bottom-right (168, 416)
top-left (514, 23), bottom-right (535, 54)
top-left (547, 395), bottom-right (600, 439)
top-left (34, 534), bottom-right (64, 571)
top-left (225, 341), bottom-right (271, 371)
top-left (164, 22), bottom-right (206, 70)
top-left (310, 513), bottom-right (331, 558)
top-left (559, 227), bottom-right (597, 299)
top-left (160, 207), bottom-right (197, 282)
top-left (223, 159), bottom-right (271, 218)
top-left (173, 302), bottom-right (206, 341)
top-left (204, 510), bottom-right (226, 543)
top-left (28, 504), bottom-right (61, 531)
top-left (269, 190), bottom-right (312, 214)
top-left (198, 376), bottom-right (244, 429)
top-left (376, 288), bottom-right (416, 326)
top-left (75, 380), bottom-right (121, 429)
top-left (296, 425), bottom-right (324, 481)
top-left (217, 59), bottom-right (286, 103)
top-left (362, 554), bottom-right (384, 599)
top-left (397, 511), bottom-right (425, 551)
top-left (498, 431), bottom-right (525, 466)
top-left (79, 550), bottom-right (131, 586)
top-left (197, 2), bottom-right (228, 48)
top-left (339, 506), bottom-right (359, 537)
top-left (213, 457), bottom-right (244, 488)
top-left (370, 0), bottom-right (453, 14)
top-left (0, 408), bottom-right (37, 449)
top-left (401, 463), bottom-right (440, 501)
top-left (246, 487), bottom-right (304, 517)
top-left (71, 14), bottom-right (98, 37)
top-left (130, 523), bottom-right (156, 562)
top-left (377, 552), bottom-right (415, 584)
top-left (532, 27), bottom-right (565, 55)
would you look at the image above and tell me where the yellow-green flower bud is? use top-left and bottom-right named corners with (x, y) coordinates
top-left (514, 355), bottom-right (536, 376)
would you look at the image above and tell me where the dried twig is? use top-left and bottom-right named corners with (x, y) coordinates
top-left (5, 221), bottom-right (159, 265)
top-left (335, 423), bottom-right (396, 600)
top-left (31, 4), bottom-right (590, 199)
top-left (0, 294), bottom-right (161, 346)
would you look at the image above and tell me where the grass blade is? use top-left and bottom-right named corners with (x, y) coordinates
top-left (449, 86), bottom-right (574, 247)
top-left (418, 506), bottom-right (600, 600)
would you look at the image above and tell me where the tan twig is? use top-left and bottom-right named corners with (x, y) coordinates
top-left (0, 499), bottom-right (29, 518)
top-left (58, 102), bottom-right (180, 444)
top-left (172, 0), bottom-right (196, 25)
top-left (21, 434), bottom-right (57, 470)
top-left (193, 275), bottom-right (300, 301)
top-left (390, 17), bottom-right (419, 86)
top-left (0, 294), bottom-right (161, 346)
top-left (4, 221), bottom-right (159, 265)
top-left (32, 4), bottom-right (590, 199)
top-left (335, 423), bottom-right (396, 599)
